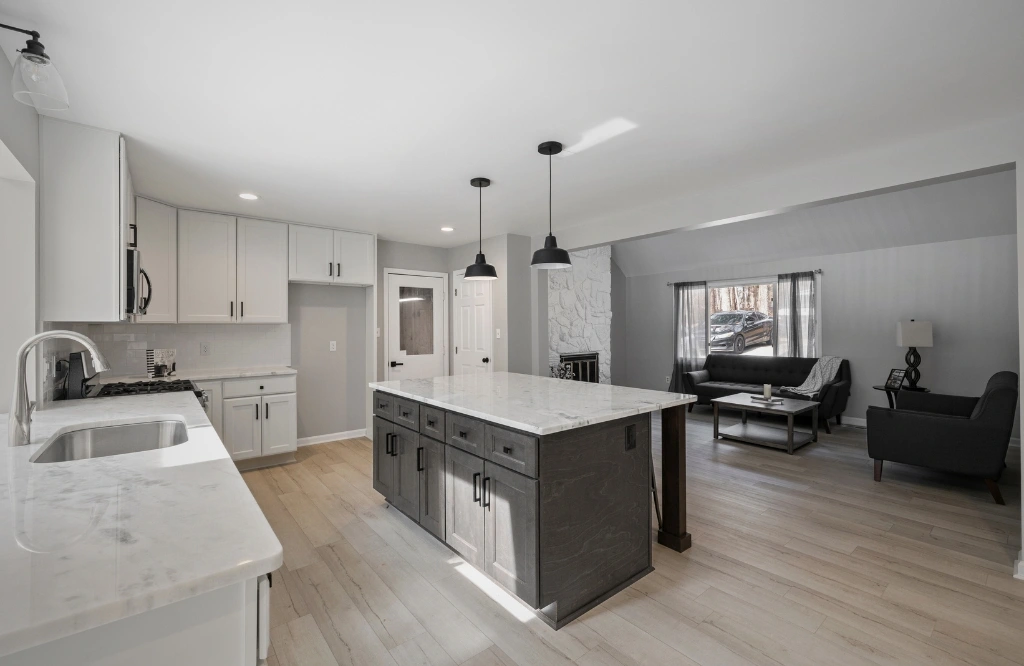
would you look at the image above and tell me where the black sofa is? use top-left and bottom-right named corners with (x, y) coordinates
top-left (866, 371), bottom-right (1018, 504)
top-left (681, 355), bottom-right (851, 432)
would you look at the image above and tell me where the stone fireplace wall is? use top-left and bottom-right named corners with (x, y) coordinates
top-left (548, 245), bottom-right (612, 383)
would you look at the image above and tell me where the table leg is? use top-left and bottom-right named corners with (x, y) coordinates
top-left (658, 405), bottom-right (692, 553)
top-left (885, 389), bottom-right (896, 409)
top-left (713, 403), bottom-right (719, 439)
top-left (812, 406), bottom-right (819, 442)
top-left (786, 413), bottom-right (794, 455)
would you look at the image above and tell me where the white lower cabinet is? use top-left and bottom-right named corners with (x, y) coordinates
top-left (223, 392), bottom-right (297, 462)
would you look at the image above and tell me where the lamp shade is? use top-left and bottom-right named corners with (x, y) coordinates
top-left (530, 235), bottom-right (572, 269)
top-left (897, 320), bottom-right (932, 348)
top-left (12, 49), bottom-right (68, 111)
top-left (465, 253), bottom-right (497, 281)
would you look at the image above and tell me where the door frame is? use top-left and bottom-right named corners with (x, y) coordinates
top-left (451, 268), bottom-right (494, 376)
top-left (383, 268), bottom-right (449, 381)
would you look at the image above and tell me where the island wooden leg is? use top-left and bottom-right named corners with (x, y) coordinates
top-left (658, 404), bottom-right (692, 552)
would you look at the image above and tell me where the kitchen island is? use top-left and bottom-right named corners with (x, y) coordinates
top-left (0, 392), bottom-right (282, 665)
top-left (369, 372), bottom-right (696, 629)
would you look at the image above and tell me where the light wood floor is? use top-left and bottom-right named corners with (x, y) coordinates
top-left (242, 409), bottom-right (1024, 666)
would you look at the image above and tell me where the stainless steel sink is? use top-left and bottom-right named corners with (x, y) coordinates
top-left (30, 420), bottom-right (189, 463)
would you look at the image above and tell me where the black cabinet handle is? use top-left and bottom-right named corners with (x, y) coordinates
top-left (379, 402), bottom-right (387, 409)
top-left (416, 446), bottom-right (424, 471)
top-left (230, 301), bottom-right (234, 317)
top-left (427, 418), bottom-right (436, 427)
top-left (401, 410), bottom-right (410, 418)
top-left (336, 262), bottom-right (341, 277)
top-left (241, 301), bottom-right (244, 318)
top-left (254, 403), bottom-right (259, 420)
top-left (502, 446), bottom-right (513, 455)
top-left (391, 434), bottom-right (399, 457)
top-left (265, 402), bottom-right (269, 420)
top-left (329, 262), bottom-right (333, 276)
top-left (472, 472), bottom-right (481, 502)
top-left (384, 433), bottom-right (392, 455)
top-left (482, 477), bottom-right (491, 508)
top-left (459, 430), bottom-right (468, 439)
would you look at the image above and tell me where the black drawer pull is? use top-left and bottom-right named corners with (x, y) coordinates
top-left (401, 410), bottom-right (410, 418)
top-left (502, 445), bottom-right (513, 455)
top-left (459, 430), bottom-right (468, 439)
top-left (482, 477), bottom-right (491, 508)
top-left (416, 446), bottom-right (424, 471)
top-left (427, 418), bottom-right (436, 427)
top-left (472, 472), bottom-right (481, 502)
top-left (379, 402), bottom-right (387, 409)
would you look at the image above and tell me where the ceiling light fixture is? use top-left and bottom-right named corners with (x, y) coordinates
top-left (441, 226), bottom-right (454, 232)
top-left (239, 193), bottom-right (259, 200)
top-left (464, 177), bottom-right (497, 281)
top-left (531, 141), bottom-right (572, 270)
top-left (1, 23), bottom-right (69, 111)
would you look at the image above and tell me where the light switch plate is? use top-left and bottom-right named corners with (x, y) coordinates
top-left (329, 341), bottom-right (337, 352)
top-left (200, 343), bottom-right (210, 357)
top-left (496, 328), bottom-right (501, 339)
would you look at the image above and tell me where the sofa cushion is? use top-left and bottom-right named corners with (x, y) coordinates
top-left (704, 354), bottom-right (820, 387)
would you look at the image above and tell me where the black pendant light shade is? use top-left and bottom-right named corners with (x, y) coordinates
top-left (532, 141), bottom-right (572, 270)
top-left (465, 177), bottom-right (498, 281)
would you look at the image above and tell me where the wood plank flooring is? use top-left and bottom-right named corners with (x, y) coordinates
top-left (243, 408), bottom-right (1023, 666)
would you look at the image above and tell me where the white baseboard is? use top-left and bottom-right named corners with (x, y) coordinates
top-left (297, 429), bottom-right (367, 447)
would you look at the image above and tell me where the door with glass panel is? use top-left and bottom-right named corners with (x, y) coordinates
top-left (386, 272), bottom-right (447, 380)
top-left (452, 269), bottom-right (492, 375)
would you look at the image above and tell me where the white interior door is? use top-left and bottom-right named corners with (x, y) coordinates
top-left (452, 269), bottom-right (492, 375)
top-left (387, 273), bottom-right (446, 380)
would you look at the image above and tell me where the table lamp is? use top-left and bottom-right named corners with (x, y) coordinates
top-left (897, 319), bottom-right (932, 391)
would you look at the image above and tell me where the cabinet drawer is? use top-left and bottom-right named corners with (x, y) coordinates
top-left (419, 405), bottom-right (446, 441)
top-left (486, 426), bottom-right (539, 478)
top-left (447, 412), bottom-right (487, 457)
top-left (393, 397), bottom-right (420, 430)
top-left (223, 375), bottom-right (296, 398)
top-left (373, 391), bottom-right (394, 421)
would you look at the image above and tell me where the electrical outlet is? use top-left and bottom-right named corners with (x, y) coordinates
top-left (200, 342), bottom-right (210, 357)
top-left (496, 328), bottom-right (501, 339)
top-left (376, 328), bottom-right (381, 338)
top-left (665, 375), bottom-right (671, 385)
top-left (329, 341), bottom-right (337, 352)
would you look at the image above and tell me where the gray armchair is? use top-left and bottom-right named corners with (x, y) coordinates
top-left (866, 371), bottom-right (1018, 504)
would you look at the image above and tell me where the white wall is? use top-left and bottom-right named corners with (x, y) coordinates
top-left (616, 235), bottom-right (1020, 433)
top-left (548, 246), bottom-right (613, 383)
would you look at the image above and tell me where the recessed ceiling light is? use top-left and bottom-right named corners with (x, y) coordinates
top-left (441, 226), bottom-right (454, 232)
top-left (239, 192), bottom-right (259, 200)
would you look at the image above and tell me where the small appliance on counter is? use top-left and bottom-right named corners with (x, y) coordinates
top-left (66, 351), bottom-right (95, 400)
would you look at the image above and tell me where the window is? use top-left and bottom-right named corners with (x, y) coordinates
top-left (707, 281), bottom-right (775, 356)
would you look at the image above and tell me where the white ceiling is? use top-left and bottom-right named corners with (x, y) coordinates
top-left (2, 1), bottom-right (1023, 248)
top-left (611, 168), bottom-right (1017, 277)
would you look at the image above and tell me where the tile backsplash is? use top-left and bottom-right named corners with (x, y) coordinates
top-left (42, 323), bottom-right (291, 402)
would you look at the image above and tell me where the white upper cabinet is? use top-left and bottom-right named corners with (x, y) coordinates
top-left (40, 118), bottom-right (131, 322)
top-left (134, 198), bottom-right (177, 323)
top-left (237, 218), bottom-right (288, 323)
top-left (334, 230), bottom-right (374, 286)
top-left (178, 211), bottom-right (237, 323)
top-left (289, 225), bottom-right (335, 283)
top-left (288, 224), bottom-right (374, 286)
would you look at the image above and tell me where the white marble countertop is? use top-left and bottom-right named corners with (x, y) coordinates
top-left (370, 372), bottom-right (696, 435)
top-left (0, 393), bottom-right (283, 657)
top-left (96, 365), bottom-right (296, 385)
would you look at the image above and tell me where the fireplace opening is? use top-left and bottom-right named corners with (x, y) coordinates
top-left (558, 352), bottom-right (599, 383)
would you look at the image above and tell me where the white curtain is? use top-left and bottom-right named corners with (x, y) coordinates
top-left (669, 281), bottom-right (707, 391)
top-left (774, 271), bottom-right (817, 357)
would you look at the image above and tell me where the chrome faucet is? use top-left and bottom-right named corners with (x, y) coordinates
top-left (9, 331), bottom-right (111, 447)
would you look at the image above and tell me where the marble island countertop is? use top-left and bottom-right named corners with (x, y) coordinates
top-left (0, 393), bottom-right (283, 657)
top-left (370, 371), bottom-right (696, 435)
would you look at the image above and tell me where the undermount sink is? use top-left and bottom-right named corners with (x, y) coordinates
top-left (30, 420), bottom-right (189, 463)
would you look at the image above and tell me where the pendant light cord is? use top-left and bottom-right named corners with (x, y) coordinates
top-left (548, 154), bottom-right (553, 236)
top-left (479, 185), bottom-right (483, 253)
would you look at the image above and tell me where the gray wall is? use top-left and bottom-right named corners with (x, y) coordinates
top-left (290, 283), bottom-right (366, 438)
top-left (376, 239), bottom-right (449, 380)
top-left (610, 256), bottom-right (628, 385)
top-left (616, 234), bottom-right (1020, 429)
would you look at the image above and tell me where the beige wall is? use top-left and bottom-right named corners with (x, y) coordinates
top-left (290, 283), bottom-right (367, 437)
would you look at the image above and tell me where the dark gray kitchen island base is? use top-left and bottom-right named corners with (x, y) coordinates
top-left (371, 388), bottom-right (692, 629)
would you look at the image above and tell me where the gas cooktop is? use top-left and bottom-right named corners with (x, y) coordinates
top-left (96, 379), bottom-right (201, 397)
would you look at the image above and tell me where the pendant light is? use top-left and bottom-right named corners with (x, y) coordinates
top-left (531, 141), bottom-right (572, 270)
top-left (465, 177), bottom-right (498, 281)
top-left (1, 23), bottom-right (69, 110)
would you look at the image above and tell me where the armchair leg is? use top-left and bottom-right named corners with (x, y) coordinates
top-left (822, 419), bottom-right (832, 435)
top-left (873, 459), bottom-right (883, 482)
top-left (984, 479), bottom-right (1005, 505)
top-left (835, 414), bottom-right (842, 425)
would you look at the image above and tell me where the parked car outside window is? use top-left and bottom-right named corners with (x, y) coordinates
top-left (709, 310), bottom-right (774, 354)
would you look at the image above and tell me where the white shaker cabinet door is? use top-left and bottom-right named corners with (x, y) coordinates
top-left (237, 218), bottom-right (288, 323)
top-left (289, 224), bottom-right (335, 283)
top-left (261, 392), bottom-right (297, 455)
top-left (223, 396), bottom-right (262, 460)
top-left (134, 198), bottom-right (177, 323)
top-left (178, 210), bottom-right (237, 323)
top-left (333, 230), bottom-right (374, 285)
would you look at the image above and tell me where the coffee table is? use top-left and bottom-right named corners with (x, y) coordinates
top-left (711, 393), bottom-right (819, 455)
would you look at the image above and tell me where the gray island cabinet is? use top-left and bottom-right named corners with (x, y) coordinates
top-left (370, 372), bottom-right (696, 629)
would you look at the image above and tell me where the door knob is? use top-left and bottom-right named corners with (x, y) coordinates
top-left (390, 361), bottom-right (404, 368)
top-left (482, 357), bottom-right (489, 363)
